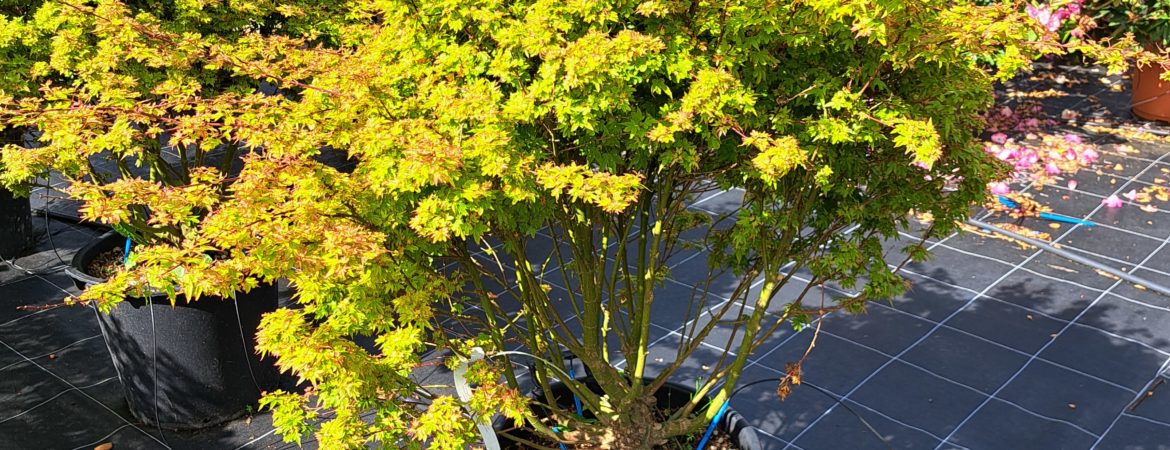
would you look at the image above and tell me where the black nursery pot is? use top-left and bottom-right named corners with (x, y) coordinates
top-left (67, 232), bottom-right (280, 430)
top-left (497, 377), bottom-right (761, 449)
top-left (0, 187), bottom-right (32, 259)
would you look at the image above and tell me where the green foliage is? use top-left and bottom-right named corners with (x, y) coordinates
top-left (1086, 0), bottom-right (1170, 47)
top-left (0, 1), bottom-right (1158, 448)
top-left (259, 390), bottom-right (318, 446)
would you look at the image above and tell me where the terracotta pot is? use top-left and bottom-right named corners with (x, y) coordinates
top-left (1132, 62), bottom-right (1170, 123)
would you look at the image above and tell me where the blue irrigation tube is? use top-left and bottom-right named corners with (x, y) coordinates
top-left (550, 427), bottom-right (568, 450)
top-left (568, 366), bottom-right (583, 417)
top-left (997, 195), bottom-right (1096, 227)
top-left (122, 237), bottom-right (132, 265)
top-left (695, 400), bottom-right (729, 450)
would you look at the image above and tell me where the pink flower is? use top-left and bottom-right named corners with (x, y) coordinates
top-left (1063, 134), bottom-right (1082, 144)
top-left (1123, 189), bottom-right (1138, 200)
top-left (1080, 148), bottom-right (1099, 164)
top-left (1053, 7), bottom-right (1072, 21)
top-left (991, 133), bottom-right (1008, 144)
top-left (1014, 148), bottom-right (1038, 169)
top-left (1067, 179), bottom-right (1078, 190)
top-left (989, 182), bottom-right (1012, 195)
top-left (1027, 4), bottom-right (1062, 32)
top-left (1102, 194), bottom-right (1124, 208)
top-left (1063, 2), bottom-right (1081, 16)
top-left (1045, 162), bottom-right (1061, 175)
top-left (1000, 106), bottom-right (1014, 117)
top-left (1063, 149), bottom-right (1078, 161)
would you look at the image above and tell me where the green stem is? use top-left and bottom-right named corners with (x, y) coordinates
top-left (462, 255), bottom-right (519, 388)
top-left (632, 173), bottom-right (671, 383)
top-left (700, 277), bottom-right (775, 421)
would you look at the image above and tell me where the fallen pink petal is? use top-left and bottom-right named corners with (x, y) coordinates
top-left (1081, 148), bottom-right (1099, 163)
top-left (1067, 179), bottom-right (1078, 190)
top-left (1124, 189), bottom-right (1138, 200)
top-left (990, 182), bottom-right (1012, 195)
top-left (1103, 194), bottom-right (1124, 208)
top-left (991, 132), bottom-right (1009, 144)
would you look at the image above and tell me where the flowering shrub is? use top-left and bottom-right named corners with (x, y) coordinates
top-left (980, 0), bottom-right (1165, 217)
top-left (1, 1), bottom-right (1168, 449)
top-left (1027, 0), bottom-right (1084, 34)
top-left (1085, 0), bottom-right (1170, 47)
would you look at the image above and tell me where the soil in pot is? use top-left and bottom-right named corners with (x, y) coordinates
top-left (498, 416), bottom-right (740, 449)
top-left (86, 246), bottom-right (124, 279)
top-left (497, 378), bottom-right (759, 450)
top-left (68, 232), bottom-right (281, 430)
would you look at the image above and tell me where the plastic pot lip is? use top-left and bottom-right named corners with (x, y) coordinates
top-left (65, 230), bottom-right (173, 304)
top-left (65, 230), bottom-right (122, 289)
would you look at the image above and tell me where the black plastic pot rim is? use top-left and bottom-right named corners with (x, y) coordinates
top-left (66, 231), bottom-right (173, 303)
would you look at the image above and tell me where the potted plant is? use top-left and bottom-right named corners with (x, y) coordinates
top-left (0, 128), bottom-right (32, 260)
top-left (1, 0), bottom-right (1160, 448)
top-left (0, 185), bottom-right (30, 260)
top-left (1084, 0), bottom-right (1170, 122)
top-left (240, 2), bottom-right (1147, 448)
top-left (0, 1), bottom-right (39, 261)
top-left (0, 0), bottom-right (356, 429)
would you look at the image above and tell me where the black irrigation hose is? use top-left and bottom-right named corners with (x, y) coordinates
top-left (729, 378), bottom-right (892, 450)
top-left (2, 185), bottom-right (76, 276)
top-left (32, 207), bottom-right (109, 229)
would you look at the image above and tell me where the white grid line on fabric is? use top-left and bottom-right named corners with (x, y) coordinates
top-left (66, 424), bottom-right (136, 450)
top-left (1090, 356), bottom-right (1170, 449)
top-left (748, 322), bottom-right (1108, 442)
top-left (808, 154), bottom-right (1153, 450)
top-left (1119, 411), bottom-right (1170, 431)
top-left (747, 361), bottom-right (973, 448)
top-left (0, 334), bottom-right (102, 373)
top-left (0, 376), bottom-right (116, 425)
top-left (232, 428), bottom-right (279, 450)
top-left (934, 154), bottom-right (1170, 449)
top-left (894, 267), bottom-right (1170, 358)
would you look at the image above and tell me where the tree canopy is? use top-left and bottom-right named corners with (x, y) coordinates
top-left (0, 0), bottom-right (1149, 448)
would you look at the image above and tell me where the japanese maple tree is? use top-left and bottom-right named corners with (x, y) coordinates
top-left (0, 0), bottom-right (1160, 448)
